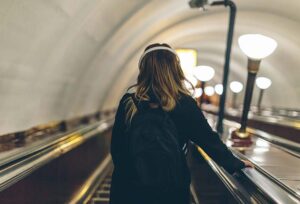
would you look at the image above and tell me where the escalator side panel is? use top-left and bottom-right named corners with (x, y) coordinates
top-left (0, 130), bottom-right (112, 204)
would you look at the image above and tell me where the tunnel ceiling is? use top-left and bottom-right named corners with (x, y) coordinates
top-left (0, 0), bottom-right (299, 134)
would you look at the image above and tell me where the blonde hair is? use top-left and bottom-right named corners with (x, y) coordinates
top-left (125, 43), bottom-right (194, 123)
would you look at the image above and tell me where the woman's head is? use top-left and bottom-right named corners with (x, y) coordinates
top-left (126, 43), bottom-right (193, 121)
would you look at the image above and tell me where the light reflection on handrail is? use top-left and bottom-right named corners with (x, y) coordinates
top-left (69, 155), bottom-right (113, 204)
top-left (242, 168), bottom-right (300, 204)
top-left (196, 145), bottom-right (300, 203)
top-left (0, 118), bottom-right (114, 192)
top-left (196, 145), bottom-right (255, 204)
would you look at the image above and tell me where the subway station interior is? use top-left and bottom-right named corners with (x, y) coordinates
top-left (0, 0), bottom-right (299, 203)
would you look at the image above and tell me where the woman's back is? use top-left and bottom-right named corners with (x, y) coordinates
top-left (110, 43), bottom-right (246, 204)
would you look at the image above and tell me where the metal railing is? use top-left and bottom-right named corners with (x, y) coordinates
top-left (202, 104), bottom-right (300, 130)
top-left (0, 118), bottom-right (114, 192)
top-left (69, 155), bottom-right (113, 204)
top-left (196, 144), bottom-right (300, 203)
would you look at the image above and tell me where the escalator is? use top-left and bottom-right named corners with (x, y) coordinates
top-left (68, 113), bottom-right (300, 204)
top-left (0, 112), bottom-right (114, 203)
top-left (0, 110), bottom-right (299, 204)
top-left (70, 157), bottom-right (199, 204)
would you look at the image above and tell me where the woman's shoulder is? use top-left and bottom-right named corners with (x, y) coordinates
top-left (119, 92), bottom-right (133, 104)
top-left (118, 87), bottom-right (136, 106)
top-left (171, 93), bottom-right (199, 113)
top-left (178, 93), bottom-right (197, 105)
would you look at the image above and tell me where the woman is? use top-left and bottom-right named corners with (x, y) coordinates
top-left (110, 43), bottom-right (253, 204)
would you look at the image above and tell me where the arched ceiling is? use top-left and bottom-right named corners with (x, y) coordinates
top-left (0, 0), bottom-right (299, 134)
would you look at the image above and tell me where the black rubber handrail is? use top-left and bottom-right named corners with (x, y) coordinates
top-left (196, 144), bottom-right (300, 203)
top-left (195, 144), bottom-right (256, 204)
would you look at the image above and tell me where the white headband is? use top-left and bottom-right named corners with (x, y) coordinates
top-left (138, 46), bottom-right (178, 67)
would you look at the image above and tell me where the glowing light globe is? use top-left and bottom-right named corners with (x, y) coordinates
top-left (204, 86), bottom-right (215, 96)
top-left (214, 84), bottom-right (223, 95)
top-left (193, 65), bottom-right (215, 82)
top-left (238, 34), bottom-right (277, 60)
top-left (230, 81), bottom-right (243, 93)
top-left (256, 77), bottom-right (272, 90)
top-left (194, 88), bottom-right (203, 98)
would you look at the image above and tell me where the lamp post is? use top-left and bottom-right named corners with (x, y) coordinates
top-left (232, 34), bottom-right (277, 143)
top-left (229, 81), bottom-right (243, 109)
top-left (188, 0), bottom-right (237, 134)
top-left (256, 77), bottom-right (272, 111)
top-left (193, 65), bottom-right (215, 107)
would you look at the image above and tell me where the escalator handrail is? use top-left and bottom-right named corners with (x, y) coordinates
top-left (0, 118), bottom-right (114, 192)
top-left (196, 144), bottom-right (300, 203)
top-left (206, 113), bottom-right (300, 202)
top-left (203, 104), bottom-right (300, 129)
top-left (195, 145), bottom-right (254, 204)
top-left (232, 149), bottom-right (300, 202)
top-left (0, 121), bottom-right (104, 168)
top-left (69, 155), bottom-right (113, 204)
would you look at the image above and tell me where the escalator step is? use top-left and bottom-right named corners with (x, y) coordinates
top-left (88, 170), bottom-right (112, 204)
top-left (95, 191), bottom-right (110, 198)
top-left (91, 197), bottom-right (110, 204)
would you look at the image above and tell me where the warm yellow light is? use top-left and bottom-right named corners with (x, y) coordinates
top-left (175, 49), bottom-right (197, 75)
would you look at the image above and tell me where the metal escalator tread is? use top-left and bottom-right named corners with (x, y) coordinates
top-left (87, 169), bottom-right (198, 204)
top-left (89, 171), bottom-right (112, 204)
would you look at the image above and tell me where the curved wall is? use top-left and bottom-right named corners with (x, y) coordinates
top-left (0, 0), bottom-right (299, 134)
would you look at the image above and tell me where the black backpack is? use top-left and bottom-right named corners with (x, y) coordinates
top-left (126, 96), bottom-right (188, 193)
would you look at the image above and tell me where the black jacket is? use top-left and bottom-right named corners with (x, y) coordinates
top-left (110, 93), bottom-right (245, 204)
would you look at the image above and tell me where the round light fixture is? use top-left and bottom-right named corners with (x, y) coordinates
top-left (214, 84), bottom-right (223, 95)
top-left (194, 88), bottom-right (203, 98)
top-left (230, 81), bottom-right (243, 93)
top-left (256, 77), bottom-right (272, 90)
top-left (238, 34), bottom-right (277, 60)
top-left (204, 86), bottom-right (215, 96)
top-left (193, 65), bottom-right (215, 82)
